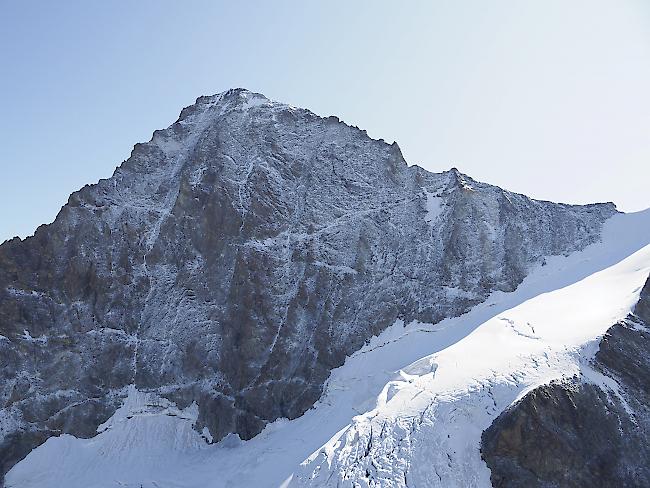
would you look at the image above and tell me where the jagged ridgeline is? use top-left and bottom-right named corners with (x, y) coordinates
top-left (0, 89), bottom-right (617, 480)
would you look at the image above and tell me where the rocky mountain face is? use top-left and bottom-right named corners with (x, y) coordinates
top-left (481, 275), bottom-right (650, 487)
top-left (0, 89), bottom-right (617, 483)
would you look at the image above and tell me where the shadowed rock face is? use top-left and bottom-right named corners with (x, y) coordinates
top-left (481, 276), bottom-right (650, 487)
top-left (0, 89), bottom-right (617, 482)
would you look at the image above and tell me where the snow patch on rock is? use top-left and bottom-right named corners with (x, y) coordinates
top-left (424, 190), bottom-right (444, 226)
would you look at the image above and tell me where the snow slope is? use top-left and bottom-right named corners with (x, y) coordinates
top-left (296, 210), bottom-right (650, 487)
top-left (7, 209), bottom-right (650, 487)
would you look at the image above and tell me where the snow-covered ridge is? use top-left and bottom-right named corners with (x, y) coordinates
top-left (8, 209), bottom-right (650, 488)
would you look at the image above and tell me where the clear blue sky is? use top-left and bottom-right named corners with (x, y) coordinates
top-left (1, 0), bottom-right (649, 242)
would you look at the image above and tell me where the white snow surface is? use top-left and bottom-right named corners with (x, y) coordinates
top-left (7, 209), bottom-right (650, 488)
top-left (423, 191), bottom-right (444, 226)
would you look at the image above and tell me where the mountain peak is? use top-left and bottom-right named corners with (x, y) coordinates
top-left (198, 87), bottom-right (270, 107)
top-left (0, 89), bottom-right (625, 487)
top-left (175, 88), bottom-right (283, 127)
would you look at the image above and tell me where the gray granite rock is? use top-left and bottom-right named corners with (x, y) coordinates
top-left (0, 89), bottom-right (617, 483)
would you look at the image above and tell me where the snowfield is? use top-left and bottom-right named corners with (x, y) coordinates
top-left (7, 209), bottom-right (650, 488)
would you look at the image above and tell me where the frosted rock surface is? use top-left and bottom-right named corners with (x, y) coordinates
top-left (0, 89), bottom-right (617, 481)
